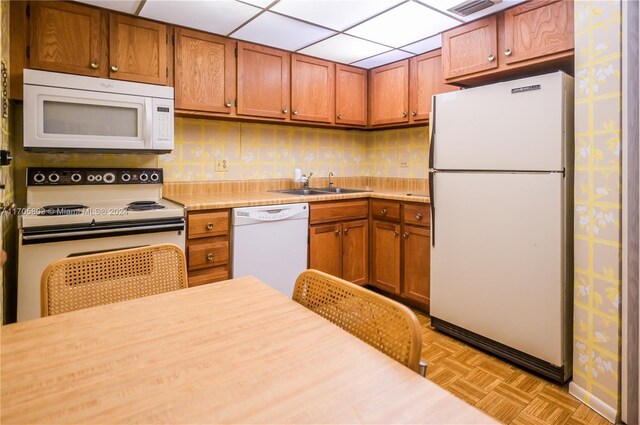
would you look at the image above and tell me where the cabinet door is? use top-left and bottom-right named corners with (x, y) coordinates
top-left (503, 0), bottom-right (574, 65)
top-left (442, 15), bottom-right (498, 80)
top-left (309, 224), bottom-right (342, 278)
top-left (30, 2), bottom-right (105, 77)
top-left (370, 60), bottom-right (409, 126)
top-left (402, 225), bottom-right (430, 305)
top-left (342, 220), bottom-right (368, 286)
top-left (237, 42), bottom-right (290, 120)
top-left (175, 28), bottom-right (235, 113)
top-left (291, 55), bottom-right (334, 123)
top-left (371, 220), bottom-right (401, 294)
top-left (335, 64), bottom-right (367, 126)
top-left (109, 13), bottom-right (167, 85)
top-left (409, 50), bottom-right (457, 122)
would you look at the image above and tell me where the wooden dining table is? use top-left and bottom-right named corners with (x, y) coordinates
top-left (1, 276), bottom-right (496, 424)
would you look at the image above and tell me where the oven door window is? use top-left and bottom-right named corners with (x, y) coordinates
top-left (43, 101), bottom-right (139, 137)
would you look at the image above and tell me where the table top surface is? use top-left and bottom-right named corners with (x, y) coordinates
top-left (1, 276), bottom-right (495, 424)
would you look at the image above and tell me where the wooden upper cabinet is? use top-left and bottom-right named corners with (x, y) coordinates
top-left (442, 15), bottom-right (498, 80)
top-left (503, 0), bottom-right (574, 65)
top-left (291, 55), bottom-right (335, 124)
top-left (335, 64), bottom-right (367, 126)
top-left (109, 13), bottom-right (167, 85)
top-left (29, 2), bottom-right (106, 77)
top-left (175, 28), bottom-right (235, 113)
top-left (409, 50), bottom-right (457, 122)
top-left (369, 60), bottom-right (410, 126)
top-left (237, 42), bottom-right (290, 120)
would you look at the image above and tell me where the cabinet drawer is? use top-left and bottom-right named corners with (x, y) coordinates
top-left (371, 200), bottom-right (400, 221)
top-left (188, 241), bottom-right (229, 270)
top-left (404, 203), bottom-right (430, 227)
top-left (188, 265), bottom-right (229, 287)
top-left (310, 200), bottom-right (368, 224)
top-left (188, 211), bottom-right (229, 239)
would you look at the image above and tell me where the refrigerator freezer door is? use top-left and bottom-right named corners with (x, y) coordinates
top-left (430, 172), bottom-right (566, 365)
top-left (433, 72), bottom-right (569, 171)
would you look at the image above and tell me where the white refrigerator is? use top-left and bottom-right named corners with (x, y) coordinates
top-left (429, 72), bottom-right (574, 383)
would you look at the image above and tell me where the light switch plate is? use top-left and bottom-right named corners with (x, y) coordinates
top-left (215, 158), bottom-right (229, 172)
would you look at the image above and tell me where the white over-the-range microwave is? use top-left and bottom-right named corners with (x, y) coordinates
top-left (23, 69), bottom-right (174, 153)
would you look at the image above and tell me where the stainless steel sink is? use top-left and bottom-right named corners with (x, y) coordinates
top-left (272, 187), bottom-right (371, 196)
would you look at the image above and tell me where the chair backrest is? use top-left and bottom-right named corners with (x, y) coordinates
top-left (293, 269), bottom-right (423, 374)
top-left (41, 243), bottom-right (188, 317)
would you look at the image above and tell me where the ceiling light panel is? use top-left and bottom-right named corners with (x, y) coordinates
top-left (418, 0), bottom-right (528, 22)
top-left (140, 0), bottom-right (262, 36)
top-left (74, 0), bottom-right (140, 14)
top-left (299, 34), bottom-right (392, 64)
top-left (231, 12), bottom-right (336, 51)
top-left (271, 0), bottom-right (404, 31)
top-left (402, 34), bottom-right (442, 54)
top-left (352, 49), bottom-right (414, 69)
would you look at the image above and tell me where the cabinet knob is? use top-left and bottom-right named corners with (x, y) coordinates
top-left (111, 65), bottom-right (119, 72)
top-left (206, 253), bottom-right (214, 261)
top-left (337, 114), bottom-right (342, 119)
top-left (206, 222), bottom-right (214, 230)
top-left (293, 110), bottom-right (299, 115)
top-left (381, 208), bottom-right (388, 215)
top-left (403, 232), bottom-right (409, 239)
top-left (411, 110), bottom-right (417, 116)
top-left (282, 108), bottom-right (288, 114)
top-left (335, 229), bottom-right (340, 236)
top-left (90, 61), bottom-right (99, 69)
top-left (402, 111), bottom-right (407, 117)
top-left (225, 101), bottom-right (232, 107)
top-left (393, 230), bottom-right (399, 237)
top-left (504, 48), bottom-right (512, 57)
top-left (487, 54), bottom-right (495, 62)
top-left (416, 212), bottom-right (422, 220)
top-left (344, 228), bottom-right (349, 235)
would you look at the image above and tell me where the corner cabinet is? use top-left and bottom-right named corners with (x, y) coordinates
top-left (309, 200), bottom-right (369, 285)
top-left (174, 28), bottom-right (236, 114)
top-left (237, 42), bottom-right (290, 120)
top-left (369, 60), bottom-right (410, 126)
top-left (186, 209), bottom-right (230, 287)
top-left (291, 55), bottom-right (335, 124)
top-left (335, 64), bottom-right (367, 126)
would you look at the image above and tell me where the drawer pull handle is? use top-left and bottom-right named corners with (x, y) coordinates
top-left (393, 230), bottom-right (398, 237)
top-left (416, 212), bottom-right (422, 220)
top-left (403, 232), bottom-right (409, 239)
top-left (206, 253), bottom-right (214, 261)
top-left (381, 208), bottom-right (388, 215)
top-left (335, 229), bottom-right (340, 236)
top-left (206, 222), bottom-right (214, 230)
top-left (344, 228), bottom-right (349, 235)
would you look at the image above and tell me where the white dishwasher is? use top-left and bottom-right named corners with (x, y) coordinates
top-left (232, 203), bottom-right (309, 297)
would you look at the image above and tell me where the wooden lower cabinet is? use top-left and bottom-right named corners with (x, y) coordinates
top-left (309, 223), bottom-right (341, 278)
top-left (186, 209), bottom-right (230, 287)
top-left (401, 225), bottom-right (430, 305)
top-left (371, 220), bottom-right (401, 294)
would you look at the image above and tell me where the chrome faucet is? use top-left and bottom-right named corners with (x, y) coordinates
top-left (302, 171), bottom-right (313, 189)
top-left (328, 172), bottom-right (334, 188)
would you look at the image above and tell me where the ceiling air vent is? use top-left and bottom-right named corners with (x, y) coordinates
top-left (448, 0), bottom-right (499, 17)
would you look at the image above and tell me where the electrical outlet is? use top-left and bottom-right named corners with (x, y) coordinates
top-left (215, 158), bottom-right (229, 172)
top-left (399, 161), bottom-right (409, 168)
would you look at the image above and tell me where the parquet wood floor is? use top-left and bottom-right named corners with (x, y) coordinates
top-left (414, 311), bottom-right (611, 425)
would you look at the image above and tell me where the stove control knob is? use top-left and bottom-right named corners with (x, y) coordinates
top-left (150, 172), bottom-right (159, 182)
top-left (71, 172), bottom-right (82, 183)
top-left (103, 172), bottom-right (116, 184)
top-left (48, 173), bottom-right (60, 183)
top-left (121, 172), bottom-right (131, 182)
top-left (33, 173), bottom-right (46, 183)
top-left (139, 173), bottom-right (149, 182)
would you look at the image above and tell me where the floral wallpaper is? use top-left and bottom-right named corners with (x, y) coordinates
top-left (572, 0), bottom-right (622, 419)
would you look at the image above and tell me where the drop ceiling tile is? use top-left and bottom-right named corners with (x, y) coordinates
top-left (238, 0), bottom-right (274, 8)
top-left (299, 34), bottom-right (392, 64)
top-left (352, 49), bottom-right (414, 69)
top-left (140, 0), bottom-right (262, 36)
top-left (74, 0), bottom-right (140, 14)
top-left (271, 0), bottom-right (403, 31)
top-left (231, 12), bottom-right (336, 51)
top-left (346, 1), bottom-right (460, 48)
top-left (418, 0), bottom-right (528, 22)
top-left (402, 34), bottom-right (442, 54)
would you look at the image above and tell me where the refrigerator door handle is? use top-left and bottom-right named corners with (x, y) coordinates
top-left (429, 96), bottom-right (436, 171)
top-left (429, 170), bottom-right (435, 247)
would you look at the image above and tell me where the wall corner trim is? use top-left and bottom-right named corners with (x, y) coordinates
top-left (569, 382), bottom-right (618, 424)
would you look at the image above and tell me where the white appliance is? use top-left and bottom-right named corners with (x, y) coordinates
top-left (232, 203), bottom-right (309, 298)
top-left (429, 71), bottom-right (574, 383)
top-left (23, 69), bottom-right (174, 153)
top-left (17, 167), bottom-right (185, 322)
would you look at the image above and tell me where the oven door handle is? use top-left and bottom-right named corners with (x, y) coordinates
top-left (22, 222), bottom-right (184, 244)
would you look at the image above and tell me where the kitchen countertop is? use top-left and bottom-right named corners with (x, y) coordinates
top-left (164, 188), bottom-right (430, 211)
